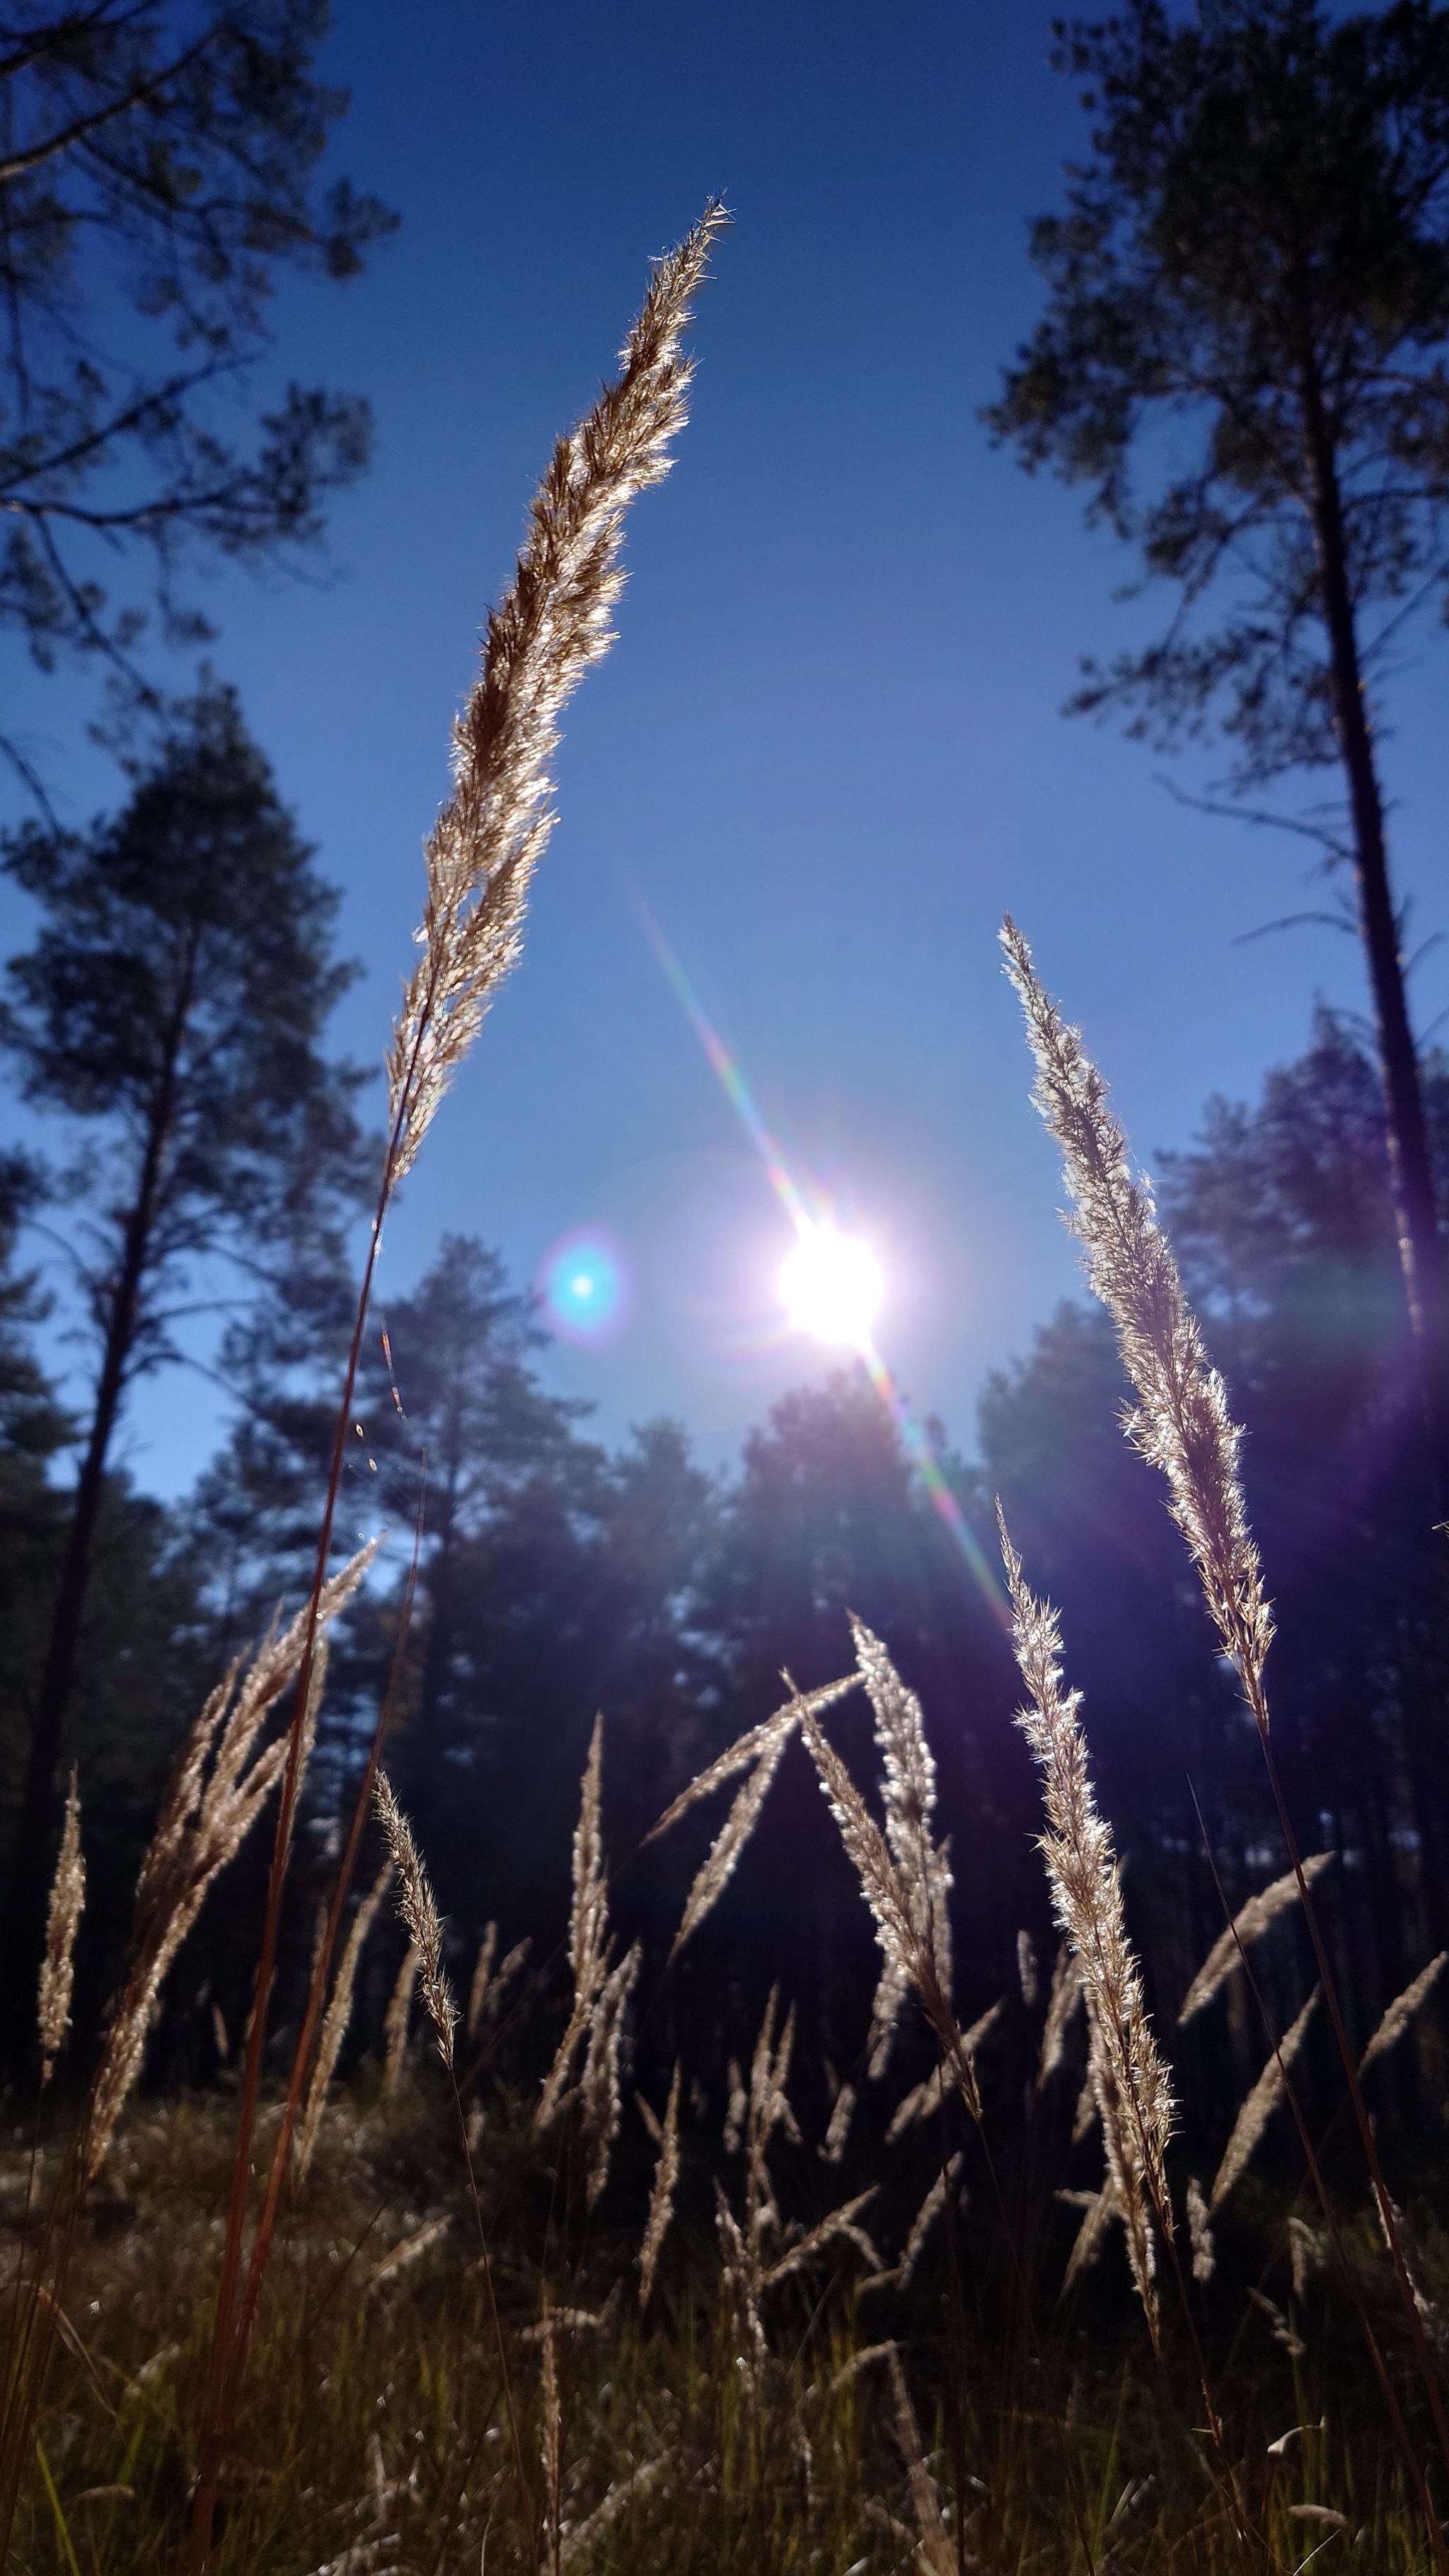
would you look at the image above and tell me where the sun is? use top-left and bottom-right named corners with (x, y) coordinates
top-left (779, 1225), bottom-right (883, 1348)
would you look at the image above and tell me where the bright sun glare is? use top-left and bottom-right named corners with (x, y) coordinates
top-left (778, 1225), bottom-right (883, 1348)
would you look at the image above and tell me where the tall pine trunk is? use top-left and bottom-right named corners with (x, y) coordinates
top-left (0, 999), bottom-right (186, 2071)
top-left (1299, 351), bottom-right (1449, 1513)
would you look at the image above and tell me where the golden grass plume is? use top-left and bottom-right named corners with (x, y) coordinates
top-left (537, 1714), bottom-right (611, 2130)
top-left (385, 204), bottom-right (727, 1185)
top-left (1000, 1512), bottom-right (1174, 2331)
top-left (85, 1553), bottom-right (371, 2179)
top-left (1000, 916), bottom-right (1274, 1733)
top-left (373, 1772), bottom-right (456, 2072)
top-left (638, 2060), bottom-right (681, 2308)
top-left (37, 1766), bottom-right (84, 2087)
top-left (1361, 1951), bottom-right (1448, 2074)
top-left (850, 1615), bottom-right (953, 2081)
top-left (1211, 1989), bottom-right (1319, 2210)
top-left (647, 1673), bottom-right (857, 1955)
top-left (1179, 1854), bottom-right (1334, 2026)
top-left (298, 1859), bottom-right (393, 2176)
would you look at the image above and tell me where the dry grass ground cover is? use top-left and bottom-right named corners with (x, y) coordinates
top-left (4, 2033), bottom-right (1446, 2575)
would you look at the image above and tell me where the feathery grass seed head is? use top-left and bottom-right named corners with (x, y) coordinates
top-left (386, 206), bottom-right (727, 1184)
top-left (37, 1767), bottom-right (85, 2086)
top-left (84, 1547), bottom-right (373, 2178)
top-left (1361, 1952), bottom-right (1448, 2073)
top-left (638, 2060), bottom-right (681, 2309)
top-left (1179, 1854), bottom-right (1334, 2026)
top-left (373, 1772), bottom-right (456, 2071)
top-left (299, 1860), bottom-right (393, 2175)
top-left (1001, 917), bottom-right (1274, 1730)
top-left (1000, 1512), bottom-right (1175, 2275)
top-left (1211, 1989), bottom-right (1319, 2210)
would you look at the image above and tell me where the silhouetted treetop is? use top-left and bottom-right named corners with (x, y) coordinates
top-left (0, 0), bottom-right (396, 717)
top-left (0, 683), bottom-right (371, 2056)
top-left (985, 0), bottom-right (1449, 1490)
top-left (986, 0), bottom-right (1449, 774)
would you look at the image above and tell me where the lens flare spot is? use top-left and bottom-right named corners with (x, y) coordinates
top-left (541, 1232), bottom-right (627, 1342)
top-left (779, 1225), bottom-right (882, 1348)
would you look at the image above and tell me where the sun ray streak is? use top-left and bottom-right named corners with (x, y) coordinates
top-left (635, 896), bottom-right (1008, 1627)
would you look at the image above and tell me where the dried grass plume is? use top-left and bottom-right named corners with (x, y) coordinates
top-left (1361, 1952), bottom-right (1448, 2074)
top-left (1211, 1989), bottom-right (1319, 2210)
top-left (84, 1552), bottom-right (372, 2178)
top-left (374, 1772), bottom-right (456, 2072)
top-left (37, 1767), bottom-right (84, 2087)
top-left (638, 2060), bottom-right (681, 2309)
top-left (299, 1859), bottom-right (393, 2174)
top-left (647, 1673), bottom-right (857, 1956)
top-left (385, 204), bottom-right (727, 1184)
top-left (1179, 1854), bottom-right (1334, 2026)
top-left (1000, 1511), bottom-right (1175, 2331)
top-left (1001, 917), bottom-right (1274, 1734)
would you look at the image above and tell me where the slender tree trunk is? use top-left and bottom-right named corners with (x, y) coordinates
top-left (1298, 353), bottom-right (1449, 1511)
top-left (0, 1015), bottom-right (186, 2071)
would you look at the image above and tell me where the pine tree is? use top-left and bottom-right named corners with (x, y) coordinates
top-left (0, 0), bottom-right (395, 774)
top-left (0, 684), bottom-right (369, 2057)
top-left (985, 0), bottom-right (1449, 1486)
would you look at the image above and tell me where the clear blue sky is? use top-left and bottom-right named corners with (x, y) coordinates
top-left (4, 0), bottom-right (1445, 1495)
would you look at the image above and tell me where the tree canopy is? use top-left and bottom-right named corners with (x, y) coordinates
top-left (0, 683), bottom-right (370, 2055)
top-left (986, 0), bottom-right (1449, 773)
top-left (985, 0), bottom-right (1449, 1477)
top-left (0, 0), bottom-right (396, 747)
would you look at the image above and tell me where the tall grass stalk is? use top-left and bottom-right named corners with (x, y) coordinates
top-left (226, 1474), bottom-right (427, 2386)
top-left (185, 202), bottom-right (724, 2572)
top-left (1178, 1854), bottom-right (1333, 2027)
top-left (999, 1513), bottom-right (1260, 2560)
top-left (791, 1641), bottom-right (1107, 2575)
top-left (0, 1559), bottom-right (367, 2563)
top-left (999, 1515), bottom-right (1173, 2337)
top-left (647, 1673), bottom-right (858, 1954)
top-left (1190, 1784), bottom-right (1449, 2573)
top-left (1004, 915), bottom-right (1449, 2544)
top-left (36, 1769), bottom-right (83, 2091)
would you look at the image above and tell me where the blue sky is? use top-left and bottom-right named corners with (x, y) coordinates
top-left (4, 0), bottom-right (1445, 1495)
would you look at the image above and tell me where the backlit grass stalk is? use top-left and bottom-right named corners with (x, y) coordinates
top-left (296, 1859), bottom-right (393, 2178)
top-left (86, 1588), bottom-right (359, 2185)
top-left (36, 1769), bottom-right (83, 2090)
top-left (1211, 1989), bottom-right (1318, 2210)
top-left (1004, 914), bottom-right (1449, 2519)
top-left (795, 1645), bottom-right (1107, 2572)
top-left (999, 1515), bottom-right (1266, 2562)
top-left (1189, 1791), bottom-right (1449, 2575)
top-left (0, 1574), bottom-right (362, 2565)
top-left (647, 1673), bottom-right (858, 1955)
top-left (1000, 1519), bottom-right (1172, 2335)
top-left (794, 1671), bottom-right (974, 2120)
top-left (1361, 1952), bottom-right (1448, 2074)
top-left (187, 205), bottom-right (723, 2571)
top-left (1178, 1854), bottom-right (1333, 2026)
top-left (229, 1475), bottom-right (426, 2381)
top-left (537, 1714), bottom-right (611, 2131)
top-left (851, 1615), bottom-right (953, 2082)
top-left (374, 1770), bottom-right (457, 2069)
top-left (638, 2061), bottom-right (681, 2309)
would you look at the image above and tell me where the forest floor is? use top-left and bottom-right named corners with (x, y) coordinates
top-left (3, 2069), bottom-right (1444, 2576)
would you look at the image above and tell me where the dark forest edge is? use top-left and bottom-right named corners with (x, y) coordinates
top-left (0, 824), bottom-right (1443, 2153)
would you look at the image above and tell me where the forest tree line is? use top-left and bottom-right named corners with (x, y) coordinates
top-left (0, 693), bottom-right (1443, 2124)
